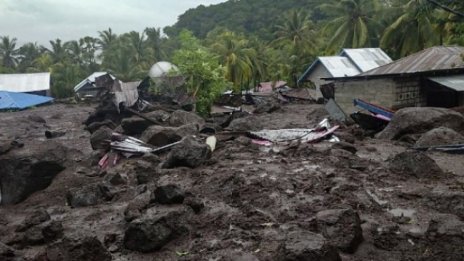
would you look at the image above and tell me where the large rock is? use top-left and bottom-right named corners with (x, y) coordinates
top-left (162, 137), bottom-right (211, 168)
top-left (89, 126), bottom-right (113, 150)
top-left (66, 183), bottom-right (112, 208)
top-left (23, 220), bottom-right (63, 246)
top-left (153, 184), bottom-right (185, 204)
top-left (316, 208), bottom-right (363, 253)
top-left (426, 190), bottom-right (464, 219)
top-left (86, 119), bottom-right (117, 134)
top-left (141, 124), bottom-right (198, 147)
top-left (423, 214), bottom-right (464, 260)
top-left (123, 206), bottom-right (190, 252)
top-left (121, 116), bottom-right (153, 135)
top-left (277, 230), bottom-right (341, 261)
top-left (415, 126), bottom-right (464, 147)
top-left (0, 142), bottom-right (66, 204)
top-left (227, 116), bottom-right (263, 131)
top-left (145, 110), bottom-right (171, 124)
top-left (168, 110), bottom-right (205, 128)
top-left (388, 151), bottom-right (444, 178)
top-left (377, 107), bottom-right (464, 140)
top-left (16, 208), bottom-right (50, 232)
top-left (124, 192), bottom-right (151, 222)
top-left (46, 237), bottom-right (111, 261)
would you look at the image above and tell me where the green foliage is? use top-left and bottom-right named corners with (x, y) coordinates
top-left (1, 0), bottom-right (464, 101)
top-left (173, 30), bottom-right (230, 115)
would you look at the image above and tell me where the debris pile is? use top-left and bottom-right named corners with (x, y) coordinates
top-left (1, 89), bottom-right (464, 260)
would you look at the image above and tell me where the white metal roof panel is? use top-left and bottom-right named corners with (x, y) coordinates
top-left (341, 48), bottom-right (393, 72)
top-left (74, 72), bottom-right (114, 92)
top-left (428, 75), bottom-right (464, 92)
top-left (0, 72), bottom-right (50, 92)
top-left (319, 56), bottom-right (361, 78)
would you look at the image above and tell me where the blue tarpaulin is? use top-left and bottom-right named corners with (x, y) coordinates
top-left (0, 91), bottom-right (53, 110)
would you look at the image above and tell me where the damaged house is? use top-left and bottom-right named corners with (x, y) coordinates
top-left (74, 72), bottom-right (116, 99)
top-left (322, 46), bottom-right (464, 114)
top-left (298, 48), bottom-right (392, 99)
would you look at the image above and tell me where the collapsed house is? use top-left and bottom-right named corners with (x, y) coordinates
top-left (322, 46), bottom-right (464, 114)
top-left (74, 72), bottom-right (116, 99)
top-left (0, 72), bottom-right (51, 96)
top-left (298, 48), bottom-right (393, 99)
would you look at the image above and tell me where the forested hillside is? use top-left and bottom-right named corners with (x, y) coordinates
top-left (0, 0), bottom-right (463, 111)
top-left (164, 0), bottom-right (318, 40)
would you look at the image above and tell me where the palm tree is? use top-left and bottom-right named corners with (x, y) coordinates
top-left (98, 28), bottom-right (117, 51)
top-left (145, 27), bottom-right (164, 61)
top-left (17, 42), bottom-right (43, 72)
top-left (381, 0), bottom-right (438, 57)
top-left (209, 31), bottom-right (255, 92)
top-left (48, 39), bottom-right (68, 63)
top-left (272, 10), bottom-right (317, 53)
top-left (0, 36), bottom-right (19, 68)
top-left (320, 0), bottom-right (381, 52)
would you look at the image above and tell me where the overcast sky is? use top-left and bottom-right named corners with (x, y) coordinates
top-left (0, 0), bottom-right (227, 46)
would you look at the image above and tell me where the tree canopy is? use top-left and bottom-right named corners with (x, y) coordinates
top-left (0, 0), bottom-right (463, 108)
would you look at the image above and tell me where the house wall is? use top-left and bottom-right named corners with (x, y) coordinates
top-left (334, 78), bottom-right (396, 114)
top-left (333, 77), bottom-right (425, 114)
top-left (307, 64), bottom-right (332, 99)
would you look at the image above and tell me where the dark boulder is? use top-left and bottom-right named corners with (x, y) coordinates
top-left (316, 208), bottom-right (363, 253)
top-left (16, 208), bottom-right (50, 232)
top-left (121, 116), bottom-right (152, 135)
top-left (423, 214), bottom-right (464, 260)
top-left (46, 236), bottom-right (111, 261)
top-left (377, 107), bottom-right (464, 140)
top-left (124, 192), bottom-right (151, 222)
top-left (0, 142), bottom-right (66, 204)
top-left (162, 136), bottom-right (211, 169)
top-left (227, 116), bottom-right (263, 131)
top-left (66, 183), bottom-right (112, 208)
top-left (388, 151), bottom-right (444, 178)
top-left (89, 126), bottom-right (113, 150)
top-left (426, 190), bottom-right (464, 219)
top-left (86, 119), bottom-right (117, 134)
top-left (23, 220), bottom-right (63, 246)
top-left (144, 110), bottom-right (170, 124)
top-left (168, 110), bottom-right (205, 128)
top-left (415, 126), bottom-right (464, 147)
top-left (153, 184), bottom-right (185, 204)
top-left (123, 206), bottom-right (190, 252)
top-left (277, 230), bottom-right (341, 261)
top-left (141, 124), bottom-right (197, 147)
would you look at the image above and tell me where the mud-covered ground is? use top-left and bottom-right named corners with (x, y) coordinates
top-left (1, 103), bottom-right (464, 261)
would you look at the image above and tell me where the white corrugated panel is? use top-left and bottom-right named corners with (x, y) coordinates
top-left (74, 72), bottom-right (114, 92)
top-left (319, 56), bottom-right (361, 77)
top-left (341, 48), bottom-right (393, 72)
top-left (0, 72), bottom-right (50, 92)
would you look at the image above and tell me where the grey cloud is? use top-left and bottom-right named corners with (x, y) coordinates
top-left (0, 0), bottom-right (226, 46)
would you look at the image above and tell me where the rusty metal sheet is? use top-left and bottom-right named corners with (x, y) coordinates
top-left (361, 46), bottom-right (464, 76)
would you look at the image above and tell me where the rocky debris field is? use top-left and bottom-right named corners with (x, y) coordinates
top-left (1, 102), bottom-right (464, 261)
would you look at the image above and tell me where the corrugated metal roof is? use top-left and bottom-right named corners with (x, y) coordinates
top-left (0, 91), bottom-right (53, 110)
top-left (361, 46), bottom-right (464, 76)
top-left (74, 72), bottom-right (115, 92)
top-left (319, 56), bottom-right (361, 77)
top-left (0, 72), bottom-right (50, 92)
top-left (340, 48), bottom-right (392, 72)
top-left (428, 75), bottom-right (464, 92)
